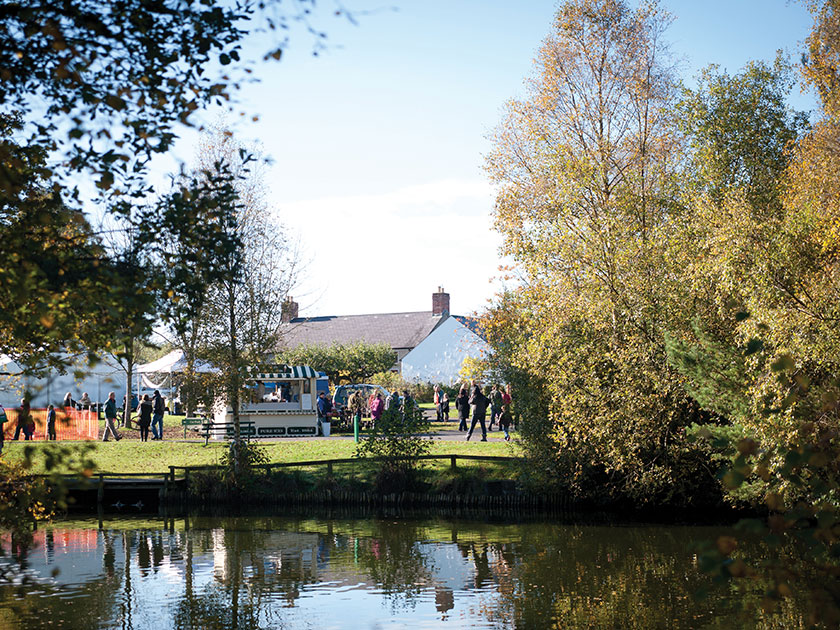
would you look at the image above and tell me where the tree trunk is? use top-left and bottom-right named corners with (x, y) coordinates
top-left (228, 284), bottom-right (241, 482)
top-left (124, 359), bottom-right (133, 429)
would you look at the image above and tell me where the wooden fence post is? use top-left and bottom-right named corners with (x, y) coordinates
top-left (97, 473), bottom-right (104, 506)
top-left (450, 455), bottom-right (457, 471)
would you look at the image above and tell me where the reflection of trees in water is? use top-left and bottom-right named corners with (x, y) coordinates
top-left (0, 529), bottom-right (125, 629)
top-left (476, 524), bottom-right (806, 629)
top-left (354, 519), bottom-right (434, 610)
top-left (171, 582), bottom-right (269, 630)
top-left (0, 516), bottom-right (812, 629)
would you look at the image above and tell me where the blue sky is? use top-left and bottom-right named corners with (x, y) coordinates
top-left (159, 0), bottom-right (818, 318)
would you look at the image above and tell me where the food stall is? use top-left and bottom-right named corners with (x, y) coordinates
top-left (211, 365), bottom-right (320, 438)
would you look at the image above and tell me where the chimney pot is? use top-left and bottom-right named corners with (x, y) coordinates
top-left (281, 297), bottom-right (299, 323)
top-left (432, 287), bottom-right (450, 317)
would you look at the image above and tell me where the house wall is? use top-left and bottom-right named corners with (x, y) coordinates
top-left (400, 317), bottom-right (489, 385)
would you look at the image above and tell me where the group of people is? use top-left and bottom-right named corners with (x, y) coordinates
top-left (1, 398), bottom-right (62, 445)
top-left (0, 389), bottom-right (169, 445)
top-left (101, 389), bottom-right (166, 442)
top-left (453, 382), bottom-right (513, 442)
top-left (433, 385), bottom-right (452, 422)
top-left (316, 387), bottom-right (420, 435)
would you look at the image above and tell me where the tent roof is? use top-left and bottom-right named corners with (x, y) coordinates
top-left (137, 350), bottom-right (215, 374)
top-left (137, 350), bottom-right (183, 373)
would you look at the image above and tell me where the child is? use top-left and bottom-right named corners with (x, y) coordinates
top-left (499, 408), bottom-right (512, 441)
top-left (441, 392), bottom-right (450, 422)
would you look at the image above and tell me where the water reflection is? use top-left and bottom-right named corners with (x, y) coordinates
top-left (0, 513), bottom-right (805, 629)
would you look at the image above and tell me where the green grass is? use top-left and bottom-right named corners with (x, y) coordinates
top-left (1, 425), bottom-right (520, 474)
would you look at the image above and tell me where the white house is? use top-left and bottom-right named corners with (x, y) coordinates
top-left (400, 315), bottom-right (489, 385)
top-left (278, 287), bottom-right (490, 384)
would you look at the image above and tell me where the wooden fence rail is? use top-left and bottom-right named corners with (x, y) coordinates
top-left (168, 454), bottom-right (524, 479)
top-left (36, 455), bottom-right (523, 485)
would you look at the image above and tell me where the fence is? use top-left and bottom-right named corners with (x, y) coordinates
top-left (163, 455), bottom-right (572, 511)
top-left (2, 407), bottom-right (100, 441)
top-left (169, 454), bottom-right (522, 480)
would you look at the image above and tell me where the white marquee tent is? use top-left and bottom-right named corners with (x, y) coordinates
top-left (136, 349), bottom-right (217, 399)
top-left (0, 354), bottom-right (126, 408)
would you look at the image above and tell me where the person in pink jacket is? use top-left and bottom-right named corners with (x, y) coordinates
top-left (370, 392), bottom-right (384, 425)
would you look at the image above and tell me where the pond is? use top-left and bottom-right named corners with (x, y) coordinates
top-left (0, 511), bottom-right (803, 629)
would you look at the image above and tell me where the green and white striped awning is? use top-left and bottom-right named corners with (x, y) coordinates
top-left (249, 365), bottom-right (318, 380)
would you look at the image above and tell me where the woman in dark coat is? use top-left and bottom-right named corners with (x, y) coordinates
top-left (455, 387), bottom-right (470, 432)
top-left (138, 394), bottom-right (153, 442)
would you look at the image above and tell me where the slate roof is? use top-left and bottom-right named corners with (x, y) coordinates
top-left (452, 315), bottom-right (486, 341)
top-left (278, 312), bottom-right (448, 350)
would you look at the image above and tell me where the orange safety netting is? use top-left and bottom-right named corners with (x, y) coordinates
top-left (2, 407), bottom-right (100, 441)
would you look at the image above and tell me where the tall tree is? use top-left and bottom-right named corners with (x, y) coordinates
top-left (484, 0), bottom-right (707, 504)
top-left (187, 127), bottom-right (300, 474)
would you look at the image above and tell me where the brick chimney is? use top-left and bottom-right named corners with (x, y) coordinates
top-left (432, 286), bottom-right (450, 317)
top-left (281, 296), bottom-right (299, 323)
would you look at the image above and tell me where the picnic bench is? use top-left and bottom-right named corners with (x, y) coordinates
top-left (199, 420), bottom-right (255, 446)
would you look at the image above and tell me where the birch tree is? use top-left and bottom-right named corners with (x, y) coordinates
top-left (185, 127), bottom-right (300, 475)
top-left (484, 0), bottom-right (698, 504)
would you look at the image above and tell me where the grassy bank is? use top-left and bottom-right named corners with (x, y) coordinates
top-left (1, 429), bottom-right (520, 474)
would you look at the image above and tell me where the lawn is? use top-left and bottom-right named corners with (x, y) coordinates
top-left (1, 416), bottom-right (521, 475)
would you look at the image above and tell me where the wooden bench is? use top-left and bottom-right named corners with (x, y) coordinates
top-left (199, 420), bottom-right (255, 446)
top-left (182, 416), bottom-right (205, 438)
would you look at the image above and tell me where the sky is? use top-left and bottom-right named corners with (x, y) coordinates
top-left (156, 0), bottom-right (818, 319)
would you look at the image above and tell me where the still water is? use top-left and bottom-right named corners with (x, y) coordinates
top-left (0, 512), bottom-right (798, 629)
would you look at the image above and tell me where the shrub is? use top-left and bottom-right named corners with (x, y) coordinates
top-left (354, 399), bottom-right (432, 493)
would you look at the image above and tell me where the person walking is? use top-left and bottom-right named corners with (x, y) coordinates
top-left (138, 394), bottom-right (153, 442)
top-left (46, 404), bottom-right (57, 440)
top-left (499, 393), bottom-right (512, 441)
top-left (455, 386), bottom-right (470, 432)
top-left (505, 383), bottom-right (514, 431)
top-left (489, 384), bottom-right (503, 432)
top-left (151, 390), bottom-right (165, 440)
top-left (466, 381), bottom-right (489, 442)
top-left (441, 392), bottom-right (450, 422)
top-left (14, 399), bottom-right (32, 440)
top-left (433, 384), bottom-right (442, 422)
top-left (102, 391), bottom-right (122, 441)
